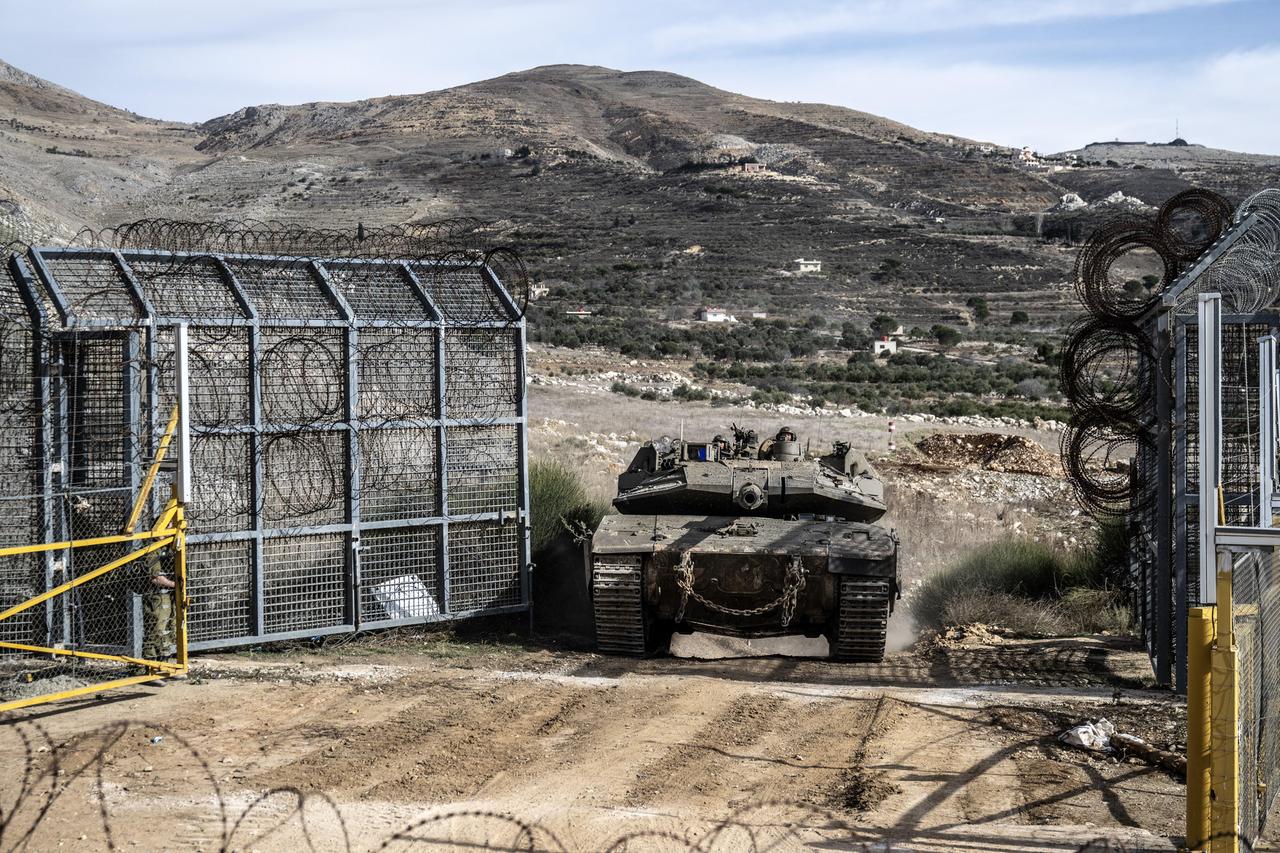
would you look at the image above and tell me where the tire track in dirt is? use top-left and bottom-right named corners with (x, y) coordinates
top-left (858, 697), bottom-right (1030, 844)
top-left (253, 676), bottom-right (604, 802)
top-left (625, 693), bottom-right (786, 806)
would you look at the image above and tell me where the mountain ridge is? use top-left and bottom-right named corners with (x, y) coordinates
top-left (0, 58), bottom-right (1276, 334)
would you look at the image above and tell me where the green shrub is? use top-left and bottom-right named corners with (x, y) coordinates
top-left (912, 538), bottom-right (1068, 630)
top-left (673, 384), bottom-right (712, 401)
top-left (1057, 587), bottom-right (1133, 634)
top-left (529, 459), bottom-right (609, 558)
top-left (910, 530), bottom-right (1133, 636)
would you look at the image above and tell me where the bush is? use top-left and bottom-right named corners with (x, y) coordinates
top-left (529, 459), bottom-right (609, 559)
top-left (909, 531), bottom-right (1132, 636)
top-left (912, 538), bottom-right (1068, 630)
top-left (941, 590), bottom-right (1068, 637)
top-left (870, 314), bottom-right (898, 337)
top-left (931, 324), bottom-right (961, 348)
top-left (1057, 587), bottom-right (1133, 634)
top-left (965, 296), bottom-right (990, 322)
top-left (673, 384), bottom-right (711, 401)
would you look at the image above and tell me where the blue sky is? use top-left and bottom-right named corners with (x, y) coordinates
top-left (2, 0), bottom-right (1278, 153)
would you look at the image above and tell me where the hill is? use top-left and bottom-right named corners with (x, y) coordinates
top-left (0, 61), bottom-right (1277, 350)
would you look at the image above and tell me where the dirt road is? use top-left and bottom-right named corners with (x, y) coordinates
top-left (0, 633), bottom-right (1185, 852)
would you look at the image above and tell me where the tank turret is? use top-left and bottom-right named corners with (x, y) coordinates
top-left (612, 424), bottom-right (887, 522)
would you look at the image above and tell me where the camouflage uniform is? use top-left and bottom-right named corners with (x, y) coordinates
top-left (142, 549), bottom-right (174, 661)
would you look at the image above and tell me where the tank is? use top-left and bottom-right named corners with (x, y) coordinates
top-left (590, 425), bottom-right (900, 661)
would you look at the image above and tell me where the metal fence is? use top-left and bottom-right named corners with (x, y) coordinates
top-left (1058, 189), bottom-right (1280, 696)
top-left (0, 241), bottom-right (529, 659)
top-left (1193, 288), bottom-right (1280, 849)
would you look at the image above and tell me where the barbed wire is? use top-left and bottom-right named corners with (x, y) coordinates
top-left (1059, 188), bottom-right (1236, 518)
top-left (0, 716), bottom-right (1154, 852)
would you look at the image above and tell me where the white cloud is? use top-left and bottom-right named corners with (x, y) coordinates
top-left (677, 45), bottom-right (1280, 154)
top-left (652, 0), bottom-right (1238, 51)
top-left (1, 1), bottom-right (1275, 154)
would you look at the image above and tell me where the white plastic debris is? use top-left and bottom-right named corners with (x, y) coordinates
top-left (371, 575), bottom-right (440, 620)
top-left (1058, 718), bottom-right (1116, 751)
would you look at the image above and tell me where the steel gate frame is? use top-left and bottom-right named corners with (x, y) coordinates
top-left (8, 248), bottom-right (531, 652)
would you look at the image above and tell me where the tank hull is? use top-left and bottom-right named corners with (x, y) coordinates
top-left (612, 489), bottom-right (886, 523)
top-left (590, 514), bottom-right (898, 660)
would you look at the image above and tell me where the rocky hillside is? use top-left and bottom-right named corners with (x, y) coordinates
top-left (0, 60), bottom-right (1277, 332)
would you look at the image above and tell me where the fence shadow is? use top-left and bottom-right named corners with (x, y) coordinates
top-left (0, 716), bottom-right (1171, 852)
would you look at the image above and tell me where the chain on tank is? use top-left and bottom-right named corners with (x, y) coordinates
top-left (672, 553), bottom-right (807, 626)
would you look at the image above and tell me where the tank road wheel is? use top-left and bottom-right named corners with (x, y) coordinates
top-left (830, 577), bottom-right (892, 662)
top-left (592, 555), bottom-right (668, 657)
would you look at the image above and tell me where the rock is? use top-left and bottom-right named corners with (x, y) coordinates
top-left (1054, 192), bottom-right (1087, 211)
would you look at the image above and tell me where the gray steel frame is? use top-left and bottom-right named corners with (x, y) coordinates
top-left (1133, 213), bottom-right (1273, 692)
top-left (11, 247), bottom-right (532, 651)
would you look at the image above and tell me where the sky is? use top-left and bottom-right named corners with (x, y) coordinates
top-left (2, 0), bottom-right (1279, 154)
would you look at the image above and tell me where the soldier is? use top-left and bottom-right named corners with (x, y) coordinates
top-left (141, 547), bottom-right (176, 666)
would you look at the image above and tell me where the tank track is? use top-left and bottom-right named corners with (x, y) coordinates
top-left (591, 555), bottom-right (647, 656)
top-left (831, 577), bottom-right (892, 662)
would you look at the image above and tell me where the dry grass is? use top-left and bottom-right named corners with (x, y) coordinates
top-left (910, 534), bottom-right (1133, 637)
top-left (940, 590), bottom-right (1070, 637)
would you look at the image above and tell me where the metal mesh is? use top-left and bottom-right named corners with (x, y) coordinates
top-left (1222, 324), bottom-right (1267, 526)
top-left (39, 254), bottom-right (140, 321)
top-left (0, 264), bottom-right (39, 666)
top-left (187, 540), bottom-right (253, 643)
top-left (261, 431), bottom-right (344, 529)
top-left (445, 329), bottom-right (519, 419)
top-left (447, 522), bottom-right (521, 612)
top-left (358, 328), bottom-right (437, 421)
top-left (222, 259), bottom-right (340, 320)
top-left (360, 428), bottom-right (438, 522)
top-left (410, 264), bottom-right (509, 321)
top-left (125, 255), bottom-right (246, 320)
top-left (259, 329), bottom-right (344, 426)
top-left (1223, 546), bottom-right (1280, 849)
top-left (188, 435), bottom-right (252, 532)
top-left (262, 534), bottom-right (346, 634)
top-left (359, 525), bottom-right (440, 625)
top-left (447, 425), bottom-right (519, 516)
top-left (1, 245), bottom-right (528, 662)
top-left (324, 262), bottom-right (430, 321)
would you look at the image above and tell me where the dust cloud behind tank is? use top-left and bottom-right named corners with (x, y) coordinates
top-left (590, 426), bottom-right (900, 661)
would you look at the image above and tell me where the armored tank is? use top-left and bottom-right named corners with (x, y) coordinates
top-left (590, 425), bottom-right (899, 661)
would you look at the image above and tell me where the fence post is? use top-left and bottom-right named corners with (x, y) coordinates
top-left (1188, 605), bottom-right (1213, 850)
top-left (173, 322), bottom-right (190, 672)
top-left (1259, 335), bottom-right (1276, 527)
top-left (1210, 548), bottom-right (1239, 853)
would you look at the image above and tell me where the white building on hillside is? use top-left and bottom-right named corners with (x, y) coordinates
top-left (794, 258), bottom-right (822, 274)
top-left (873, 337), bottom-right (898, 357)
top-left (699, 307), bottom-right (737, 323)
